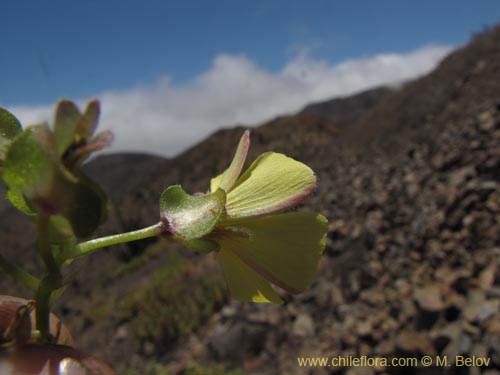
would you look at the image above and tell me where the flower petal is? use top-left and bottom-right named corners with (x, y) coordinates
top-left (67, 130), bottom-right (114, 167)
top-left (216, 212), bottom-right (327, 294)
top-left (76, 99), bottom-right (100, 139)
top-left (179, 237), bottom-right (219, 254)
top-left (225, 152), bottom-right (316, 218)
top-left (53, 100), bottom-right (82, 157)
top-left (210, 130), bottom-right (250, 193)
top-left (216, 246), bottom-right (283, 304)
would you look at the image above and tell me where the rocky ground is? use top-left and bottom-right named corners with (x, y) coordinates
top-left (1, 24), bottom-right (500, 375)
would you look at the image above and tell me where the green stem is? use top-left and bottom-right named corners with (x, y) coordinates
top-left (72, 222), bottom-right (164, 259)
top-left (37, 214), bottom-right (60, 276)
top-left (35, 281), bottom-right (52, 342)
top-left (0, 254), bottom-right (40, 291)
top-left (35, 214), bottom-right (61, 342)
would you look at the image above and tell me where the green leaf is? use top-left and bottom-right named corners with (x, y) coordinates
top-left (210, 130), bottom-right (250, 193)
top-left (216, 212), bottom-right (327, 295)
top-left (6, 189), bottom-right (37, 216)
top-left (160, 185), bottom-right (226, 241)
top-left (216, 246), bottom-right (283, 304)
top-left (54, 100), bottom-right (82, 157)
top-left (2, 125), bottom-right (75, 214)
top-left (0, 107), bottom-right (22, 154)
top-left (63, 173), bottom-right (108, 238)
top-left (225, 152), bottom-right (317, 218)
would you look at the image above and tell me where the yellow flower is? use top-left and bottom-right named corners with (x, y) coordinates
top-left (160, 131), bottom-right (328, 303)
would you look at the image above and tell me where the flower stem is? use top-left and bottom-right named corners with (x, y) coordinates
top-left (35, 280), bottom-right (52, 342)
top-left (0, 254), bottom-right (39, 291)
top-left (37, 214), bottom-right (60, 276)
top-left (35, 214), bottom-right (61, 342)
top-left (72, 222), bottom-right (165, 258)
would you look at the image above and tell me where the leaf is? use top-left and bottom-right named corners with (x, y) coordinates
top-left (216, 212), bottom-right (327, 294)
top-left (216, 247), bottom-right (283, 304)
top-left (225, 152), bottom-right (317, 218)
top-left (210, 130), bottom-right (250, 193)
top-left (6, 189), bottom-right (37, 216)
top-left (2, 125), bottom-right (75, 214)
top-left (160, 185), bottom-right (226, 241)
top-left (0, 107), bottom-right (22, 155)
top-left (63, 173), bottom-right (108, 238)
top-left (54, 100), bottom-right (82, 157)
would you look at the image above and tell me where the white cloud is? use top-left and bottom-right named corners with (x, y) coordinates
top-left (6, 45), bottom-right (453, 157)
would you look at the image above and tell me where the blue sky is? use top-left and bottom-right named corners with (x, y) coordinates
top-left (1, 1), bottom-right (499, 155)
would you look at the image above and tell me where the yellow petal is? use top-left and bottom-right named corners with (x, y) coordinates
top-left (217, 212), bottom-right (327, 294)
top-left (225, 152), bottom-right (316, 218)
top-left (216, 246), bottom-right (283, 304)
top-left (210, 130), bottom-right (250, 193)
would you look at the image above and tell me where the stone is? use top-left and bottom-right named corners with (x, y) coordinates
top-left (478, 110), bottom-right (496, 131)
top-left (414, 284), bottom-right (446, 311)
top-left (463, 289), bottom-right (486, 321)
top-left (395, 330), bottom-right (435, 356)
top-left (478, 261), bottom-right (498, 290)
top-left (293, 313), bottom-right (315, 338)
top-left (478, 300), bottom-right (500, 323)
top-left (443, 333), bottom-right (472, 360)
top-left (448, 165), bottom-right (476, 187)
top-left (115, 325), bottom-right (128, 340)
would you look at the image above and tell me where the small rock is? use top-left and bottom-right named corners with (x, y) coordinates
top-left (395, 330), bottom-right (435, 356)
top-left (448, 165), bottom-right (476, 187)
top-left (375, 339), bottom-right (395, 356)
top-left (478, 110), bottom-right (496, 131)
top-left (462, 321), bottom-right (481, 336)
top-left (400, 300), bottom-right (417, 321)
top-left (220, 305), bottom-right (237, 317)
top-left (395, 279), bottom-right (412, 297)
top-left (470, 342), bottom-right (489, 358)
top-left (414, 284), bottom-right (446, 311)
top-left (478, 261), bottom-right (498, 290)
top-left (293, 313), bottom-right (315, 337)
top-left (143, 341), bottom-right (155, 356)
top-left (209, 321), bottom-right (267, 360)
top-left (115, 325), bottom-right (128, 340)
top-left (463, 289), bottom-right (486, 321)
top-left (330, 285), bottom-right (345, 305)
top-left (478, 300), bottom-right (500, 323)
top-left (486, 318), bottom-right (500, 334)
top-left (443, 332), bottom-right (471, 360)
top-left (356, 321), bottom-right (372, 337)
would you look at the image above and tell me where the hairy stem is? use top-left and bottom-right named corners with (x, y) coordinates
top-left (73, 222), bottom-right (165, 258)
